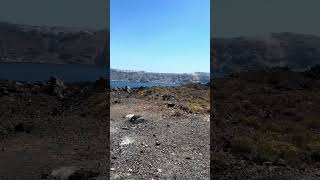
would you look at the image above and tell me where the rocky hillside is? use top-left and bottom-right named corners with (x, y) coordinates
top-left (211, 66), bottom-right (320, 179)
top-left (0, 22), bottom-right (108, 66)
top-left (212, 32), bottom-right (320, 76)
top-left (110, 69), bottom-right (210, 84)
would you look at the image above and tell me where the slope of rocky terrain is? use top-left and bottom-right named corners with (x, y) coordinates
top-left (0, 77), bottom-right (109, 179)
top-left (111, 69), bottom-right (210, 84)
top-left (0, 22), bottom-right (108, 66)
top-left (212, 33), bottom-right (320, 76)
top-left (211, 66), bottom-right (320, 179)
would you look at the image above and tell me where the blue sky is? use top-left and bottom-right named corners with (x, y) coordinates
top-left (111, 0), bottom-right (210, 73)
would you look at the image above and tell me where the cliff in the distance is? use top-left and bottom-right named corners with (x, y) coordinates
top-left (212, 32), bottom-right (320, 76)
top-left (0, 22), bottom-right (109, 66)
top-left (110, 69), bottom-right (210, 84)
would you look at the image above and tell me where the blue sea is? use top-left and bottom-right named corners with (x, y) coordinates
top-left (0, 63), bottom-right (107, 82)
top-left (0, 63), bottom-right (180, 87)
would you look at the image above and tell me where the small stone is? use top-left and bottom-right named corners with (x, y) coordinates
top-left (155, 142), bottom-right (161, 146)
top-left (125, 114), bottom-right (135, 119)
top-left (68, 168), bottom-right (99, 179)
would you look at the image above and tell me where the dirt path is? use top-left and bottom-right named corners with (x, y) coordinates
top-left (110, 97), bottom-right (210, 179)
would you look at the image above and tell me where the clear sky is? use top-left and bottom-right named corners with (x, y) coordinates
top-left (111, 0), bottom-right (210, 73)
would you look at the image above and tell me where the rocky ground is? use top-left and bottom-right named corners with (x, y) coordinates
top-left (211, 66), bottom-right (320, 179)
top-left (110, 84), bottom-right (210, 179)
top-left (0, 77), bottom-right (210, 179)
top-left (3, 66), bottom-right (320, 179)
top-left (0, 77), bottom-right (109, 180)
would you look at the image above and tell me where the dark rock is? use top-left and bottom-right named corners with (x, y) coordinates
top-left (166, 102), bottom-right (175, 108)
top-left (68, 169), bottom-right (99, 180)
top-left (14, 123), bottom-right (33, 133)
top-left (111, 156), bottom-right (117, 159)
top-left (162, 94), bottom-right (174, 101)
top-left (80, 113), bottom-right (87, 117)
top-left (41, 173), bottom-right (49, 179)
top-left (311, 152), bottom-right (320, 162)
top-left (126, 114), bottom-right (145, 124)
top-left (14, 123), bottom-right (24, 132)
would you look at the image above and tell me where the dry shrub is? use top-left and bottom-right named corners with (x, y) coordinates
top-left (255, 140), bottom-right (302, 161)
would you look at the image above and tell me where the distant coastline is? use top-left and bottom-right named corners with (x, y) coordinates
top-left (110, 69), bottom-right (209, 84)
